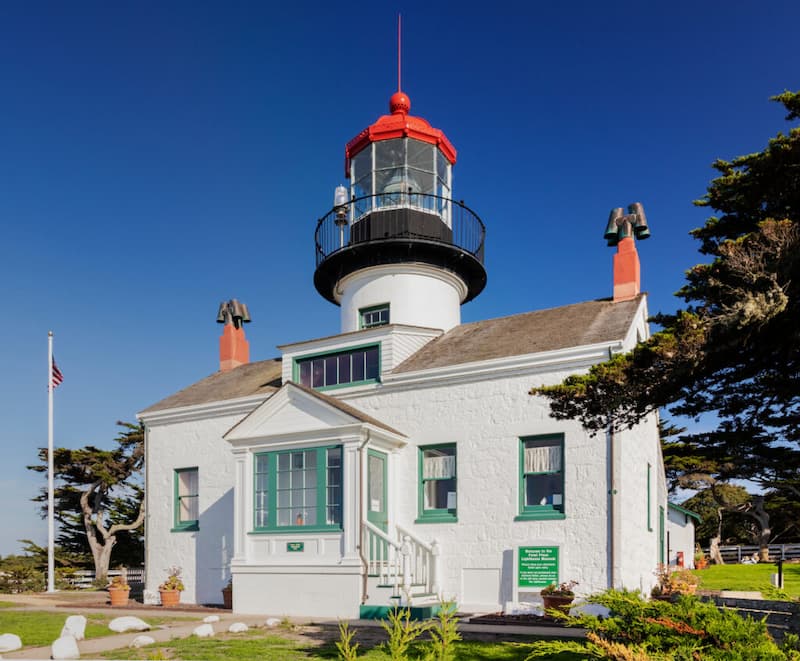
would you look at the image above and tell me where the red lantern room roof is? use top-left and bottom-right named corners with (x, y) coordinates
top-left (344, 91), bottom-right (457, 178)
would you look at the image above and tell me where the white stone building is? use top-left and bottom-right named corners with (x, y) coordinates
top-left (139, 89), bottom-right (685, 617)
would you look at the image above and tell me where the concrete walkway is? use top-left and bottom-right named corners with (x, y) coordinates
top-left (0, 592), bottom-right (583, 659)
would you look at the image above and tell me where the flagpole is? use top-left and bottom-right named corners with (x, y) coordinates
top-left (47, 331), bottom-right (55, 593)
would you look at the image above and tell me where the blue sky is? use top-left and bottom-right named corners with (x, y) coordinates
top-left (1, 1), bottom-right (797, 556)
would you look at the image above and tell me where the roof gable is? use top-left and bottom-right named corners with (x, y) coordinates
top-left (224, 381), bottom-right (405, 443)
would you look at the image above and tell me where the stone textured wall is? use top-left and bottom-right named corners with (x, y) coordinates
top-left (145, 412), bottom-right (242, 605)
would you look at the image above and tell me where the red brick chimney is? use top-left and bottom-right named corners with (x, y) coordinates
top-left (613, 237), bottom-right (641, 302)
top-left (217, 299), bottom-right (251, 372)
top-left (604, 203), bottom-right (650, 302)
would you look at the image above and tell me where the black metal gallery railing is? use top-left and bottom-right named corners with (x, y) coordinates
top-left (314, 192), bottom-right (486, 267)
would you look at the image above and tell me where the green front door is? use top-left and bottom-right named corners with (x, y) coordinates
top-left (367, 449), bottom-right (388, 532)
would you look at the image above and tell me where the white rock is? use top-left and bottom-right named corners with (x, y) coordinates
top-left (0, 634), bottom-right (22, 653)
top-left (265, 617), bottom-right (281, 627)
top-left (193, 624), bottom-right (214, 638)
top-left (129, 635), bottom-right (156, 648)
top-left (109, 616), bottom-right (151, 633)
top-left (202, 615), bottom-right (220, 623)
top-left (51, 635), bottom-right (80, 660)
top-left (228, 622), bottom-right (249, 633)
top-left (61, 615), bottom-right (87, 641)
top-left (570, 602), bottom-right (611, 618)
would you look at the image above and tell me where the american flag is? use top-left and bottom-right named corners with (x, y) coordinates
top-left (51, 357), bottom-right (64, 389)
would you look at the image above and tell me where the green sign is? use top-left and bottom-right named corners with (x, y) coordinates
top-left (286, 542), bottom-right (305, 552)
top-left (518, 546), bottom-right (559, 589)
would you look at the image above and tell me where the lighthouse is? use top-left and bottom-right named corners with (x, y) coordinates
top-left (313, 90), bottom-right (487, 333)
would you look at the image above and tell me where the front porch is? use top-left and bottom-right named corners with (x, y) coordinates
top-left (224, 382), bottom-right (442, 618)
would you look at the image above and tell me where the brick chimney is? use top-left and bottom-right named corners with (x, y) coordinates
top-left (604, 203), bottom-right (650, 302)
top-left (217, 299), bottom-right (251, 372)
top-left (613, 237), bottom-right (641, 302)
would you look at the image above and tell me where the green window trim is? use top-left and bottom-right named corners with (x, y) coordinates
top-left (253, 446), bottom-right (343, 533)
top-left (647, 463), bottom-right (653, 531)
top-left (518, 434), bottom-right (565, 520)
top-left (416, 444), bottom-right (457, 524)
top-left (172, 467), bottom-right (199, 532)
top-left (293, 342), bottom-right (381, 391)
top-left (359, 304), bottom-right (390, 329)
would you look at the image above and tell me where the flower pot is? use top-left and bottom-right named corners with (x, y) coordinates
top-left (108, 586), bottom-right (130, 607)
top-left (222, 586), bottom-right (232, 610)
top-left (542, 594), bottom-right (574, 614)
top-left (159, 589), bottom-right (181, 607)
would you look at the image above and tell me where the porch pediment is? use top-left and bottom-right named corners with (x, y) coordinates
top-left (223, 381), bottom-right (406, 447)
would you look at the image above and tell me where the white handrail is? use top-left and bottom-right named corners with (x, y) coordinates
top-left (363, 521), bottom-right (441, 600)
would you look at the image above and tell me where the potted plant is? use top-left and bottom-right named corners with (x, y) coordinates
top-left (107, 574), bottom-right (131, 607)
top-left (694, 546), bottom-right (708, 569)
top-left (159, 566), bottom-right (185, 607)
top-left (222, 578), bottom-right (233, 609)
top-left (540, 580), bottom-right (578, 613)
top-left (651, 565), bottom-right (700, 600)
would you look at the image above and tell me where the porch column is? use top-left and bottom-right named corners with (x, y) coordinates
top-left (232, 450), bottom-right (248, 563)
top-left (342, 441), bottom-right (361, 561)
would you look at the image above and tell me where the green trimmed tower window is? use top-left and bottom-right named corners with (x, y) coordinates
top-left (360, 304), bottom-right (390, 329)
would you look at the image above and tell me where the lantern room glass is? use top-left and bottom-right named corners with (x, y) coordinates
top-left (349, 138), bottom-right (452, 224)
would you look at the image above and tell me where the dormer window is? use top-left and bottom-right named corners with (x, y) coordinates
top-left (295, 344), bottom-right (380, 390)
top-left (360, 304), bottom-right (390, 329)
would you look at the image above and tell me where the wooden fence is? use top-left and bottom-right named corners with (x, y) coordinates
top-left (66, 567), bottom-right (145, 589)
top-left (706, 544), bottom-right (800, 564)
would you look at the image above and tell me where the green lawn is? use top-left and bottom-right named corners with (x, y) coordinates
top-left (693, 562), bottom-right (800, 598)
top-left (0, 600), bottom-right (15, 608)
top-left (101, 629), bottom-right (576, 661)
top-left (0, 611), bottom-right (195, 649)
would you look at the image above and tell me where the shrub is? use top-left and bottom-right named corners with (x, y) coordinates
top-left (525, 589), bottom-right (794, 660)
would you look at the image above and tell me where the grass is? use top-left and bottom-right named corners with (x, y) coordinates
top-left (100, 629), bottom-right (556, 660)
top-left (0, 610), bottom-right (196, 649)
top-left (0, 600), bottom-right (16, 608)
top-left (0, 611), bottom-right (113, 648)
top-left (693, 562), bottom-right (800, 598)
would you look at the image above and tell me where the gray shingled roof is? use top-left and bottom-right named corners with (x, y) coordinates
top-left (140, 296), bottom-right (643, 414)
top-left (392, 296), bottom-right (644, 374)
top-left (140, 358), bottom-right (282, 414)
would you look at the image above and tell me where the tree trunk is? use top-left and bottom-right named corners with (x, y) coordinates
top-left (709, 508), bottom-right (724, 564)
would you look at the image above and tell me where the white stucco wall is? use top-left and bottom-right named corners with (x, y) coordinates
top-left (143, 402), bottom-right (263, 605)
top-left (337, 264), bottom-right (466, 333)
top-left (667, 507), bottom-right (698, 569)
top-left (343, 367), bottom-right (648, 611)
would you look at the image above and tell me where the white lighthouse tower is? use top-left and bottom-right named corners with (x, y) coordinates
top-left (314, 90), bottom-right (486, 333)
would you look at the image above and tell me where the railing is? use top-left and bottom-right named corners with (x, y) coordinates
top-left (706, 544), bottom-right (800, 563)
top-left (397, 524), bottom-right (440, 597)
top-left (364, 521), bottom-right (402, 591)
top-left (315, 192), bottom-right (485, 268)
top-left (65, 567), bottom-right (145, 589)
top-left (363, 521), bottom-right (440, 602)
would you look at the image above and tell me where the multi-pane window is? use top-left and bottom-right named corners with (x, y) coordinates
top-left (360, 304), bottom-right (389, 329)
top-left (295, 345), bottom-right (379, 390)
top-left (174, 468), bottom-right (199, 531)
top-left (519, 435), bottom-right (564, 519)
top-left (418, 445), bottom-right (457, 522)
top-left (253, 447), bottom-right (342, 531)
top-left (349, 138), bottom-right (452, 223)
